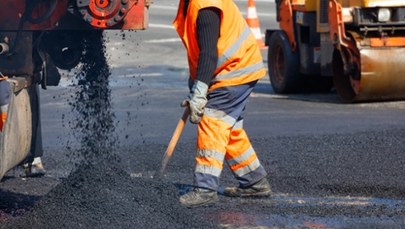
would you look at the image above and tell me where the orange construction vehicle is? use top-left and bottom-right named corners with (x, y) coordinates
top-left (0, 0), bottom-right (150, 180)
top-left (266, 0), bottom-right (405, 102)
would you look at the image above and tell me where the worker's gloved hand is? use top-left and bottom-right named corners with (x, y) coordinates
top-left (181, 80), bottom-right (208, 124)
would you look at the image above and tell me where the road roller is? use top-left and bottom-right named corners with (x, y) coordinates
top-left (266, 0), bottom-right (405, 102)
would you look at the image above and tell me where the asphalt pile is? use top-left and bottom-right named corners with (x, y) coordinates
top-left (0, 162), bottom-right (216, 229)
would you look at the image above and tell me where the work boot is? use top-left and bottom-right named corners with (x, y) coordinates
top-left (23, 157), bottom-right (46, 177)
top-left (179, 188), bottom-right (219, 208)
top-left (224, 177), bottom-right (272, 197)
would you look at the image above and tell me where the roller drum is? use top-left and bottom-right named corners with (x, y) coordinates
top-left (355, 48), bottom-right (405, 101)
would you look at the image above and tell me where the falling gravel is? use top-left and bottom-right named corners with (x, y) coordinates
top-left (0, 31), bottom-right (219, 228)
top-left (68, 30), bottom-right (118, 164)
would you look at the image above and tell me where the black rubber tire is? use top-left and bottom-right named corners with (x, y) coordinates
top-left (267, 31), bottom-right (304, 94)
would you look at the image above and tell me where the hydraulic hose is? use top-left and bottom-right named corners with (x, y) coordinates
top-left (26, 0), bottom-right (58, 24)
top-left (8, 0), bottom-right (58, 56)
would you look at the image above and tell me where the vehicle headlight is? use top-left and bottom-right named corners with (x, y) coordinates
top-left (378, 8), bottom-right (391, 22)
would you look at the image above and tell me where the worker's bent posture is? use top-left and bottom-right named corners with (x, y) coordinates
top-left (174, 0), bottom-right (271, 208)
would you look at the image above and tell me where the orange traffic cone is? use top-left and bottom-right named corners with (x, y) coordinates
top-left (246, 0), bottom-right (266, 49)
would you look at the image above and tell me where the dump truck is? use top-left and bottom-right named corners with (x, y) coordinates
top-left (0, 0), bottom-right (150, 180)
top-left (266, 0), bottom-right (405, 102)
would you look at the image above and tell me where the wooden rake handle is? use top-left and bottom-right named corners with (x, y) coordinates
top-left (159, 108), bottom-right (189, 175)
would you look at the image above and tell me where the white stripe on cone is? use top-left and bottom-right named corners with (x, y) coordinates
top-left (247, 7), bottom-right (258, 19)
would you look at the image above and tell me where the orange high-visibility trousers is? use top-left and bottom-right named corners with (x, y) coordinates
top-left (194, 81), bottom-right (267, 190)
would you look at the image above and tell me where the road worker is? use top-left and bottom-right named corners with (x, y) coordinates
top-left (174, 0), bottom-right (271, 207)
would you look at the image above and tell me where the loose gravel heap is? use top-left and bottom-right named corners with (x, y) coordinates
top-left (0, 161), bottom-right (216, 229)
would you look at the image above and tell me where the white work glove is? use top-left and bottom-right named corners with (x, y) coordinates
top-left (181, 80), bottom-right (208, 124)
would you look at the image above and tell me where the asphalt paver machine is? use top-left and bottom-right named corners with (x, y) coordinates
top-left (0, 0), bottom-right (150, 180)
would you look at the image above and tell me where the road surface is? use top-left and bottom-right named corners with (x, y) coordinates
top-left (1, 1), bottom-right (405, 228)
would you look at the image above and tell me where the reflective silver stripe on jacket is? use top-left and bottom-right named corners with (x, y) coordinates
top-left (204, 107), bottom-right (236, 126)
top-left (212, 62), bottom-right (264, 82)
top-left (217, 26), bottom-right (252, 68)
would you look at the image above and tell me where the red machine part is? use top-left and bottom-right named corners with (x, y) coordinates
top-left (122, 0), bottom-right (148, 30)
top-left (277, 0), bottom-right (297, 51)
top-left (77, 0), bottom-right (134, 28)
top-left (77, 0), bottom-right (148, 29)
top-left (0, 0), bottom-right (69, 30)
top-left (0, 0), bottom-right (147, 31)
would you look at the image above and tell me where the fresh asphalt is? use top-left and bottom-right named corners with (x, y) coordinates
top-left (1, 0), bottom-right (405, 228)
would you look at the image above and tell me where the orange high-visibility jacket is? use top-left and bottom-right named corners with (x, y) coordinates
top-left (173, 0), bottom-right (266, 90)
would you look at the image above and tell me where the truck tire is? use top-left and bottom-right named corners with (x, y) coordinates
top-left (267, 31), bottom-right (303, 94)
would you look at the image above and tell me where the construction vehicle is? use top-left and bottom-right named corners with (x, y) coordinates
top-left (0, 0), bottom-right (150, 180)
top-left (266, 0), bottom-right (405, 102)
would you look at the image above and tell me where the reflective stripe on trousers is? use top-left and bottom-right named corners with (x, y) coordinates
top-left (194, 81), bottom-right (267, 190)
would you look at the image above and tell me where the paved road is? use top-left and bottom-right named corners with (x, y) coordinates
top-left (103, 1), bottom-right (405, 227)
top-left (2, 1), bottom-right (405, 228)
